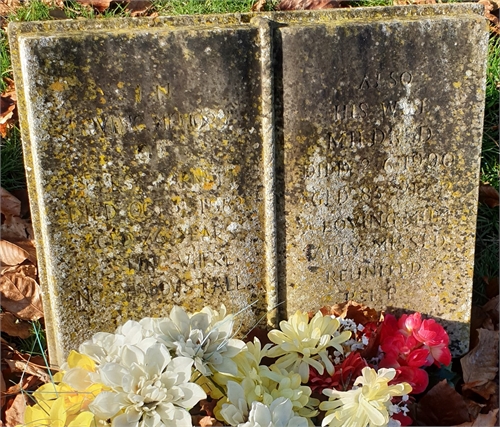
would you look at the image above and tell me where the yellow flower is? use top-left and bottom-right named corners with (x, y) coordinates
top-left (320, 367), bottom-right (412, 427)
top-left (21, 351), bottom-right (108, 427)
top-left (267, 311), bottom-right (351, 382)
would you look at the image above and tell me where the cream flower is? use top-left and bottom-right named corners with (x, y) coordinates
top-left (267, 311), bottom-right (351, 382)
top-left (240, 398), bottom-right (309, 427)
top-left (220, 382), bottom-right (308, 427)
top-left (89, 343), bottom-right (206, 427)
top-left (152, 305), bottom-right (245, 377)
top-left (320, 367), bottom-right (412, 427)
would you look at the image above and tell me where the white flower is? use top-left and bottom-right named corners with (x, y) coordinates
top-left (79, 320), bottom-right (157, 364)
top-left (153, 305), bottom-right (245, 376)
top-left (221, 383), bottom-right (308, 427)
top-left (89, 343), bottom-right (206, 427)
top-left (240, 398), bottom-right (309, 427)
top-left (320, 367), bottom-right (412, 427)
top-left (267, 311), bottom-right (351, 382)
top-left (220, 381), bottom-right (250, 425)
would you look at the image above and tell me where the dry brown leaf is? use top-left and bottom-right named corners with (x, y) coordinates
top-left (461, 328), bottom-right (499, 384)
top-left (326, 300), bottom-right (381, 323)
top-left (199, 416), bottom-right (223, 427)
top-left (464, 397), bottom-right (486, 420)
top-left (126, 0), bottom-right (152, 15)
top-left (75, 0), bottom-right (111, 11)
top-left (0, 0), bottom-right (22, 15)
top-left (482, 276), bottom-right (499, 299)
top-left (483, 294), bottom-right (499, 315)
top-left (0, 78), bottom-right (17, 138)
top-left (0, 372), bottom-right (5, 409)
top-left (414, 380), bottom-right (470, 426)
top-left (454, 409), bottom-right (499, 427)
top-left (41, 0), bottom-right (65, 8)
top-left (1, 215), bottom-right (35, 241)
top-left (3, 393), bottom-right (27, 427)
top-left (0, 313), bottom-right (32, 339)
top-left (252, 0), bottom-right (267, 11)
top-left (0, 188), bottom-right (21, 219)
top-left (4, 360), bottom-right (50, 383)
top-left (394, 0), bottom-right (436, 4)
top-left (479, 184), bottom-right (500, 208)
top-left (0, 266), bottom-right (43, 320)
top-left (470, 305), bottom-right (488, 348)
top-left (74, 0), bottom-right (151, 14)
top-left (0, 240), bottom-right (35, 266)
top-left (479, 0), bottom-right (500, 34)
top-left (277, 0), bottom-right (344, 10)
top-left (462, 379), bottom-right (498, 400)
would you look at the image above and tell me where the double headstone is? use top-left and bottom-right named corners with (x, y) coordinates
top-left (9, 3), bottom-right (488, 365)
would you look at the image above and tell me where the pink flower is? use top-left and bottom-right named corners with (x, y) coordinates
top-left (413, 319), bottom-right (451, 367)
top-left (398, 313), bottom-right (422, 337)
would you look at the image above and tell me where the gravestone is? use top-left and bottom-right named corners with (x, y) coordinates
top-left (9, 3), bottom-right (488, 364)
top-left (276, 6), bottom-right (489, 355)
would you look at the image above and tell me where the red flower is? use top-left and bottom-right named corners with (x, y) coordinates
top-left (381, 312), bottom-right (452, 369)
top-left (308, 352), bottom-right (367, 393)
top-left (393, 366), bottom-right (429, 394)
top-left (392, 411), bottom-right (413, 426)
top-left (380, 334), bottom-right (429, 367)
top-left (413, 319), bottom-right (451, 367)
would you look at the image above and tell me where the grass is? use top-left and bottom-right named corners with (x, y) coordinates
top-left (1, 127), bottom-right (26, 191)
top-left (0, 0), bottom-right (499, 356)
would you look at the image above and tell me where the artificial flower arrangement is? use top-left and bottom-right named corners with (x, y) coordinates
top-left (21, 301), bottom-right (451, 427)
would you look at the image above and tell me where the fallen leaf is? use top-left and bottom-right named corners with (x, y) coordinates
top-left (0, 313), bottom-right (32, 338)
top-left (0, 0), bottom-right (22, 15)
top-left (9, 190), bottom-right (31, 219)
top-left (414, 380), bottom-right (470, 426)
top-left (454, 409), bottom-right (499, 427)
top-left (469, 305), bottom-right (488, 348)
top-left (462, 379), bottom-right (498, 400)
top-left (41, 0), bottom-right (65, 8)
top-left (1, 216), bottom-right (35, 241)
top-left (0, 240), bottom-right (36, 266)
top-left (3, 375), bottom-right (42, 400)
top-left (75, 0), bottom-right (111, 11)
top-left (3, 393), bottom-right (27, 427)
top-left (277, 0), bottom-right (344, 10)
top-left (74, 0), bottom-right (151, 14)
top-left (126, 0), bottom-right (152, 15)
top-left (252, 0), bottom-right (267, 11)
top-left (0, 78), bottom-right (17, 138)
top-left (483, 294), bottom-right (499, 315)
top-left (464, 398), bottom-right (485, 420)
top-left (0, 265), bottom-right (43, 320)
top-left (479, 0), bottom-right (500, 34)
top-left (461, 329), bottom-right (499, 384)
top-left (479, 183), bottom-right (500, 208)
top-left (0, 188), bottom-right (21, 219)
top-left (394, 0), bottom-right (436, 4)
top-left (326, 300), bottom-right (381, 324)
top-left (0, 372), bottom-right (5, 409)
top-left (4, 360), bottom-right (50, 383)
top-left (482, 276), bottom-right (499, 299)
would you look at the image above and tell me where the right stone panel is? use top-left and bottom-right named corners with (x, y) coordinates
top-left (279, 13), bottom-right (488, 354)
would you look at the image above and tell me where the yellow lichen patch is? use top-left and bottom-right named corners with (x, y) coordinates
top-left (453, 81), bottom-right (462, 88)
top-left (49, 81), bottom-right (66, 92)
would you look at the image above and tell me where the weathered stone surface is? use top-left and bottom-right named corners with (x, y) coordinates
top-left (277, 7), bottom-right (488, 354)
top-left (9, 4), bottom-right (488, 363)
top-left (10, 18), bottom-right (272, 364)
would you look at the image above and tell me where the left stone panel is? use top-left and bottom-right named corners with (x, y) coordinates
top-left (10, 19), bottom-right (267, 364)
